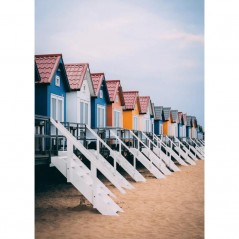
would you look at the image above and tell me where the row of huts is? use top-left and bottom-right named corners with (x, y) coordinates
top-left (35, 53), bottom-right (204, 139)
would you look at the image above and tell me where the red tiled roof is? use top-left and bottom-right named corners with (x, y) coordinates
top-left (91, 73), bottom-right (104, 95)
top-left (106, 80), bottom-right (119, 101)
top-left (106, 80), bottom-right (125, 105)
top-left (139, 96), bottom-right (150, 114)
top-left (65, 63), bottom-right (88, 90)
top-left (123, 91), bottom-right (139, 110)
top-left (35, 54), bottom-right (62, 83)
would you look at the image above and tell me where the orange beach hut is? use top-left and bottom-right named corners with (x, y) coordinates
top-left (162, 107), bottom-right (171, 135)
top-left (122, 91), bottom-right (141, 130)
top-left (106, 80), bottom-right (125, 128)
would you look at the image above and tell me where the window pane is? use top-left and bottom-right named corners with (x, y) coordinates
top-left (58, 99), bottom-right (63, 122)
top-left (80, 102), bottom-right (84, 124)
top-left (85, 103), bottom-right (88, 125)
top-left (51, 98), bottom-right (57, 120)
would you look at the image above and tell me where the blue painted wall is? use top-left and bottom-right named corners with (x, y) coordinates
top-left (35, 59), bottom-right (69, 121)
top-left (91, 82), bottom-right (108, 128)
top-left (186, 126), bottom-right (191, 137)
top-left (35, 84), bottom-right (48, 116)
top-left (154, 120), bottom-right (163, 135)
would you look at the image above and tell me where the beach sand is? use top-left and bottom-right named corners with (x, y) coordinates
top-left (35, 160), bottom-right (204, 239)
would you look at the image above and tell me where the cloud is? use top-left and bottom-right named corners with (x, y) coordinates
top-left (35, 0), bottom-right (204, 125)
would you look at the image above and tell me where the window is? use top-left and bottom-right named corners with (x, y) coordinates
top-left (133, 116), bottom-right (138, 130)
top-left (80, 102), bottom-right (89, 125)
top-left (100, 90), bottom-right (103, 98)
top-left (115, 95), bottom-right (119, 103)
top-left (114, 110), bottom-right (121, 127)
top-left (51, 94), bottom-right (64, 122)
top-left (97, 105), bottom-right (105, 127)
top-left (55, 75), bottom-right (60, 87)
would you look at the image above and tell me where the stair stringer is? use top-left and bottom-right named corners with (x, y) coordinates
top-left (51, 154), bottom-right (122, 216)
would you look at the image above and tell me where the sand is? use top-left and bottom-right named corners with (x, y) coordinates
top-left (35, 160), bottom-right (204, 239)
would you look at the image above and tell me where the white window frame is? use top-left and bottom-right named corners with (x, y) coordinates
top-left (115, 94), bottom-right (119, 103)
top-left (113, 109), bottom-right (121, 128)
top-left (50, 93), bottom-right (64, 122)
top-left (97, 105), bottom-right (106, 128)
top-left (55, 75), bottom-right (60, 87)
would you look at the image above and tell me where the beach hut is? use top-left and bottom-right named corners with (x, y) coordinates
top-left (197, 125), bottom-right (204, 140)
top-left (106, 80), bottom-right (125, 128)
top-left (91, 73), bottom-right (110, 128)
top-left (154, 106), bottom-right (163, 135)
top-left (191, 116), bottom-right (198, 139)
top-left (138, 96), bottom-right (154, 133)
top-left (64, 63), bottom-right (96, 126)
top-left (178, 112), bottom-right (183, 138)
top-left (162, 107), bottom-right (171, 136)
top-left (186, 116), bottom-right (192, 138)
top-left (182, 113), bottom-right (187, 138)
top-left (169, 110), bottom-right (178, 137)
top-left (122, 91), bottom-right (141, 130)
top-left (35, 54), bottom-right (70, 121)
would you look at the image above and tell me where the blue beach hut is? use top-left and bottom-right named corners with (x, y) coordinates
top-left (154, 106), bottom-right (163, 135)
top-left (91, 73), bottom-right (110, 128)
top-left (35, 54), bottom-right (70, 122)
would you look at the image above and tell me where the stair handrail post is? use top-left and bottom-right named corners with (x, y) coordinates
top-left (96, 137), bottom-right (100, 159)
top-left (67, 139), bottom-right (73, 182)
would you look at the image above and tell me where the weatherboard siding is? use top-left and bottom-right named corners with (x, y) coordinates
top-left (123, 102), bottom-right (139, 130)
top-left (35, 84), bottom-right (48, 116)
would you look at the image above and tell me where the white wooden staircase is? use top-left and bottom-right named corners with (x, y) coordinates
top-left (51, 152), bottom-right (122, 216)
top-left (168, 136), bottom-right (196, 165)
top-left (50, 118), bottom-right (133, 216)
top-left (153, 134), bottom-right (188, 166)
top-left (110, 130), bottom-right (165, 179)
top-left (86, 126), bottom-right (145, 183)
top-left (130, 131), bottom-right (172, 176)
top-left (141, 132), bottom-right (180, 172)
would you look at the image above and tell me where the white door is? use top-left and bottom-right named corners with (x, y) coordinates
top-left (114, 110), bottom-right (121, 127)
top-left (51, 94), bottom-right (64, 122)
top-left (97, 105), bottom-right (106, 128)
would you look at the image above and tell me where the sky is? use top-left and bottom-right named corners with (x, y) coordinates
top-left (35, 0), bottom-right (204, 126)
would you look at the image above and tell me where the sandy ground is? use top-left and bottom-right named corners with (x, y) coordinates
top-left (35, 160), bottom-right (204, 239)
